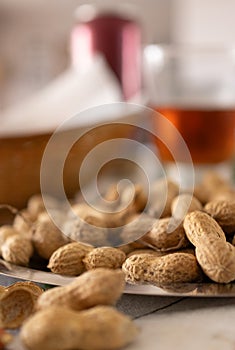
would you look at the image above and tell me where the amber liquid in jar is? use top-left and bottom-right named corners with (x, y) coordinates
top-left (153, 107), bottom-right (235, 164)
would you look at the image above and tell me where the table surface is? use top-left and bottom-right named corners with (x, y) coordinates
top-left (2, 275), bottom-right (235, 350)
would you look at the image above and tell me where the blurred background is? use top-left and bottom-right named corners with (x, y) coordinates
top-left (1, 0), bottom-right (235, 110)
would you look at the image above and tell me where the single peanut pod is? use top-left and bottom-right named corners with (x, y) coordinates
top-left (142, 218), bottom-right (189, 251)
top-left (33, 219), bottom-right (69, 260)
top-left (204, 200), bottom-right (235, 232)
top-left (183, 211), bottom-right (226, 247)
top-left (1, 236), bottom-right (33, 266)
top-left (0, 281), bottom-right (43, 329)
top-left (122, 252), bottom-right (201, 284)
top-left (36, 268), bottom-right (125, 311)
top-left (196, 241), bottom-right (235, 283)
top-left (21, 305), bottom-right (138, 350)
top-left (171, 194), bottom-right (203, 222)
top-left (48, 242), bottom-right (93, 276)
top-left (83, 247), bottom-right (126, 270)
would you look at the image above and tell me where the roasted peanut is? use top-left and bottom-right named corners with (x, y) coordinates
top-left (48, 242), bottom-right (93, 276)
top-left (204, 200), bottom-right (235, 233)
top-left (83, 247), bottom-right (126, 270)
top-left (142, 218), bottom-right (189, 251)
top-left (184, 211), bottom-right (235, 283)
top-left (37, 268), bottom-right (125, 311)
top-left (183, 211), bottom-right (226, 246)
top-left (1, 235), bottom-right (33, 266)
top-left (122, 252), bottom-right (201, 284)
top-left (21, 305), bottom-right (138, 350)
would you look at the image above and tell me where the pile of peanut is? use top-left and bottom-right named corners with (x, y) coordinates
top-left (1, 171), bottom-right (235, 348)
top-left (1, 171), bottom-right (235, 286)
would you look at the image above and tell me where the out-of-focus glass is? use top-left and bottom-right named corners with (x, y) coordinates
top-left (144, 45), bottom-right (235, 181)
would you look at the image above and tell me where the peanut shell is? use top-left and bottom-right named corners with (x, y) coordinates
top-left (196, 241), bottom-right (235, 283)
top-left (21, 305), bottom-right (138, 350)
top-left (1, 236), bottom-right (33, 266)
top-left (48, 242), bottom-right (93, 276)
top-left (83, 247), bottom-right (126, 270)
top-left (122, 252), bottom-right (201, 284)
top-left (36, 268), bottom-right (125, 311)
top-left (183, 211), bottom-right (226, 246)
top-left (204, 200), bottom-right (235, 232)
top-left (143, 218), bottom-right (189, 251)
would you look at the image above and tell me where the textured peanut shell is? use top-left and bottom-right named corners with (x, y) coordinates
top-left (1, 236), bottom-right (33, 266)
top-left (171, 194), bottom-right (203, 221)
top-left (0, 281), bottom-right (43, 329)
top-left (196, 241), bottom-right (235, 283)
top-left (36, 268), bottom-right (125, 311)
top-left (21, 305), bottom-right (138, 350)
top-left (48, 242), bottom-right (93, 276)
top-left (122, 252), bottom-right (201, 284)
top-left (142, 218), bottom-right (189, 251)
top-left (183, 211), bottom-right (226, 247)
top-left (204, 200), bottom-right (235, 232)
top-left (83, 247), bottom-right (126, 270)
